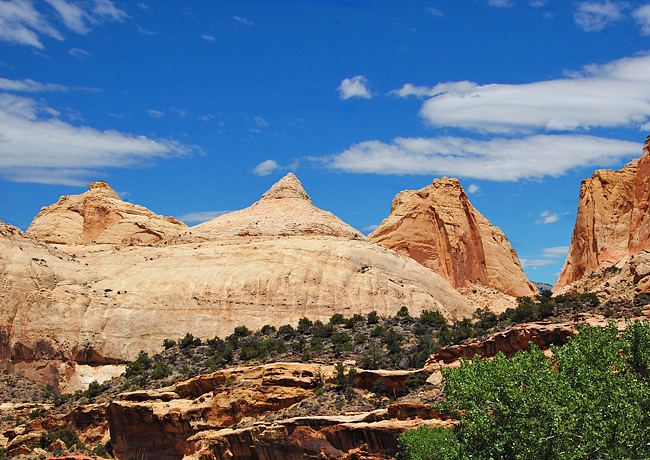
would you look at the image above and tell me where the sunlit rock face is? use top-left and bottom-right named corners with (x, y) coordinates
top-left (369, 177), bottom-right (536, 297)
top-left (27, 180), bottom-right (187, 246)
top-left (555, 136), bottom-right (650, 291)
top-left (1, 174), bottom-right (474, 389)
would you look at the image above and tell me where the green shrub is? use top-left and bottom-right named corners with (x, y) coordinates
top-left (397, 306), bottom-right (410, 317)
top-left (162, 338), bottom-right (176, 349)
top-left (40, 428), bottom-right (79, 449)
top-left (151, 361), bottom-right (172, 380)
top-left (367, 310), bottom-right (380, 324)
top-left (178, 333), bottom-right (196, 348)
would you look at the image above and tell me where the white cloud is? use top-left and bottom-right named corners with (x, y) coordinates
top-left (0, 76), bottom-right (99, 93)
top-left (419, 52), bottom-right (650, 133)
top-left (427, 7), bottom-right (443, 17)
top-left (201, 33), bottom-right (216, 41)
top-left (487, 0), bottom-right (513, 6)
top-left (0, 93), bottom-right (198, 185)
top-left (136, 24), bottom-right (158, 36)
top-left (69, 47), bottom-right (90, 58)
top-left (338, 75), bottom-right (372, 100)
top-left (179, 210), bottom-right (231, 224)
top-left (253, 159), bottom-right (279, 176)
top-left (530, 1), bottom-right (547, 6)
top-left (233, 16), bottom-right (253, 26)
top-left (322, 134), bottom-right (642, 181)
top-left (520, 258), bottom-right (558, 269)
top-left (254, 116), bottom-right (268, 128)
top-left (0, 0), bottom-right (63, 48)
top-left (361, 224), bottom-right (379, 234)
top-left (391, 81), bottom-right (477, 98)
top-left (535, 210), bottom-right (560, 224)
top-left (0, 0), bottom-right (127, 48)
top-left (146, 109), bottom-right (164, 117)
top-left (0, 77), bottom-right (67, 92)
top-left (45, 0), bottom-right (88, 34)
top-left (542, 246), bottom-right (570, 258)
top-left (574, 1), bottom-right (626, 32)
top-left (633, 4), bottom-right (650, 34)
top-left (467, 184), bottom-right (480, 194)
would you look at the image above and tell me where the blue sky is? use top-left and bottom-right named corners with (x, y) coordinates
top-left (1, 0), bottom-right (650, 285)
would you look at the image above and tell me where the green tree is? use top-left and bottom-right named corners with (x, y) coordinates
top-left (397, 321), bottom-right (650, 460)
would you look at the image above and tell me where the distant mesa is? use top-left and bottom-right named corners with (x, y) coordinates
top-left (27, 180), bottom-right (186, 246)
top-left (369, 177), bottom-right (537, 297)
top-left (555, 135), bottom-right (650, 291)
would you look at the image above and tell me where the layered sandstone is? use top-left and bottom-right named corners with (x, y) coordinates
top-left (2, 175), bottom-right (474, 389)
top-left (27, 181), bottom-right (186, 246)
top-left (369, 177), bottom-right (536, 297)
top-left (106, 362), bottom-right (450, 460)
top-left (555, 137), bottom-right (650, 289)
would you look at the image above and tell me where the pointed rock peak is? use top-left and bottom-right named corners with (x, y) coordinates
top-left (87, 180), bottom-right (120, 200)
top-left (260, 173), bottom-right (312, 203)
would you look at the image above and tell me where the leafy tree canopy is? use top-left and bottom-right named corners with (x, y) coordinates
top-left (398, 320), bottom-right (650, 460)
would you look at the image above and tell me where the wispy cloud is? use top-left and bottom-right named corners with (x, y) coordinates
top-left (542, 246), bottom-right (570, 258)
top-left (361, 224), bottom-right (379, 234)
top-left (521, 246), bottom-right (570, 269)
top-left (69, 47), bottom-right (91, 58)
top-left (487, 0), bottom-right (513, 7)
top-left (633, 4), bottom-right (650, 34)
top-left (467, 184), bottom-right (481, 194)
top-left (201, 33), bottom-right (216, 41)
top-left (391, 81), bottom-right (476, 98)
top-left (254, 116), bottom-right (268, 128)
top-left (179, 210), bottom-right (231, 224)
top-left (0, 93), bottom-right (198, 185)
top-left (574, 1), bottom-right (626, 32)
top-left (136, 24), bottom-right (158, 36)
top-left (0, 76), bottom-right (98, 93)
top-left (534, 210), bottom-right (564, 225)
top-left (520, 258), bottom-right (558, 269)
top-left (427, 7), bottom-right (443, 17)
top-left (0, 0), bottom-right (128, 48)
top-left (233, 16), bottom-right (253, 26)
top-left (338, 75), bottom-right (372, 100)
top-left (146, 109), bottom-right (164, 117)
top-left (417, 52), bottom-right (650, 133)
top-left (253, 159), bottom-right (279, 176)
top-left (320, 134), bottom-right (641, 181)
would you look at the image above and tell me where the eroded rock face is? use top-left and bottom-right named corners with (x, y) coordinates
top-left (105, 362), bottom-right (452, 460)
top-left (369, 177), bottom-right (536, 297)
top-left (27, 181), bottom-right (186, 246)
top-left (555, 137), bottom-right (650, 290)
top-left (2, 174), bottom-right (474, 389)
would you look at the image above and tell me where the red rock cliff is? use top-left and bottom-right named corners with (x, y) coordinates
top-left (555, 136), bottom-right (650, 290)
top-left (369, 177), bottom-right (536, 297)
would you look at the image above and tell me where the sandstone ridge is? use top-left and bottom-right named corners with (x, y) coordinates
top-left (369, 177), bottom-right (536, 297)
top-left (27, 180), bottom-right (186, 246)
top-left (555, 136), bottom-right (650, 290)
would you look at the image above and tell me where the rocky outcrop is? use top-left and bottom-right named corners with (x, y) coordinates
top-left (428, 321), bottom-right (576, 365)
top-left (27, 181), bottom-right (186, 246)
top-left (106, 362), bottom-right (451, 460)
top-left (2, 174), bottom-right (474, 389)
top-left (369, 177), bottom-right (536, 297)
top-left (555, 137), bottom-right (650, 289)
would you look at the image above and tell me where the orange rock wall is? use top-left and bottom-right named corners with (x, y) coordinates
top-left (555, 136), bottom-right (650, 289)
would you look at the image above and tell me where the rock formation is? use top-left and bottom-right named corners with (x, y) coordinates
top-left (1, 174), bottom-right (474, 390)
top-left (369, 177), bottom-right (536, 297)
top-left (106, 362), bottom-right (451, 460)
top-left (555, 137), bottom-right (650, 290)
top-left (27, 181), bottom-right (186, 246)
